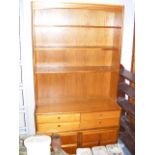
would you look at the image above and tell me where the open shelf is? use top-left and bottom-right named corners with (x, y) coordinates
top-left (34, 46), bottom-right (119, 50)
top-left (36, 97), bottom-right (120, 114)
top-left (35, 64), bottom-right (118, 73)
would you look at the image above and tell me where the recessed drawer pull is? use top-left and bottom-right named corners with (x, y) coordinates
top-left (57, 125), bottom-right (61, 127)
top-left (57, 117), bottom-right (61, 119)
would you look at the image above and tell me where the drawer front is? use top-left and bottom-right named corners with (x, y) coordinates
top-left (81, 111), bottom-right (120, 121)
top-left (36, 113), bottom-right (80, 123)
top-left (37, 122), bottom-right (80, 132)
top-left (80, 117), bottom-right (119, 129)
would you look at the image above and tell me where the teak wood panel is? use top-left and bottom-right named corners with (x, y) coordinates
top-left (36, 72), bottom-right (111, 102)
top-left (32, 3), bottom-right (124, 153)
top-left (81, 111), bottom-right (120, 120)
top-left (99, 128), bottom-right (118, 144)
top-left (81, 128), bottom-right (118, 147)
top-left (34, 27), bottom-right (120, 47)
top-left (53, 132), bottom-right (78, 154)
top-left (109, 71), bottom-right (120, 100)
top-left (59, 132), bottom-right (78, 145)
top-left (80, 118), bottom-right (119, 129)
top-left (36, 97), bottom-right (120, 113)
top-left (37, 122), bottom-right (80, 133)
top-left (33, 9), bottom-right (123, 27)
top-left (36, 113), bottom-right (80, 123)
top-left (32, 2), bottom-right (124, 14)
top-left (35, 48), bottom-right (114, 67)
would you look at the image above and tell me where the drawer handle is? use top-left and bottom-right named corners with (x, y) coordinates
top-left (57, 117), bottom-right (61, 119)
top-left (57, 125), bottom-right (61, 127)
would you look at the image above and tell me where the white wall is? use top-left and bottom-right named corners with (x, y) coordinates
top-left (20, 0), bottom-right (134, 135)
top-left (20, 0), bottom-right (36, 135)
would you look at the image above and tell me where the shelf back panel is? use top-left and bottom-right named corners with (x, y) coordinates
top-left (35, 48), bottom-right (114, 67)
top-left (36, 72), bottom-right (111, 104)
top-left (33, 8), bottom-right (123, 27)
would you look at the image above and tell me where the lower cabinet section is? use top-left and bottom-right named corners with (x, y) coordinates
top-left (52, 128), bottom-right (119, 154)
top-left (36, 110), bottom-right (120, 154)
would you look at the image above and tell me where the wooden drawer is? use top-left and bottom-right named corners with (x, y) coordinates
top-left (80, 117), bottom-right (119, 129)
top-left (36, 113), bottom-right (80, 123)
top-left (81, 111), bottom-right (120, 121)
top-left (37, 122), bottom-right (80, 132)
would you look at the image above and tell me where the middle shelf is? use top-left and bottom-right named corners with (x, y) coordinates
top-left (36, 97), bottom-right (120, 114)
top-left (35, 64), bottom-right (118, 73)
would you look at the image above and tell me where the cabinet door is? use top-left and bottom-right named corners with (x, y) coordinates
top-left (99, 128), bottom-right (118, 145)
top-left (81, 128), bottom-right (118, 147)
top-left (81, 130), bottom-right (100, 147)
top-left (58, 132), bottom-right (78, 154)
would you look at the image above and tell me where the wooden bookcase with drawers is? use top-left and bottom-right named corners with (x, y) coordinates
top-left (32, 2), bottom-right (124, 154)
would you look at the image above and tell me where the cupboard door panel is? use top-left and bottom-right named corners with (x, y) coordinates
top-left (81, 131), bottom-right (100, 147)
top-left (58, 132), bottom-right (78, 145)
top-left (62, 146), bottom-right (77, 154)
top-left (81, 128), bottom-right (118, 147)
top-left (100, 129), bottom-right (118, 144)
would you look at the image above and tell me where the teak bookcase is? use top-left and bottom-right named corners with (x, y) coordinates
top-left (32, 2), bottom-right (124, 154)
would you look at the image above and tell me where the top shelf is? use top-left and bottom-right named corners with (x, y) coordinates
top-left (32, 2), bottom-right (124, 12)
top-left (34, 25), bottom-right (122, 29)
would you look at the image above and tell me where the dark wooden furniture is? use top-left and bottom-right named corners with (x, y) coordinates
top-left (117, 65), bottom-right (135, 154)
top-left (32, 2), bottom-right (124, 154)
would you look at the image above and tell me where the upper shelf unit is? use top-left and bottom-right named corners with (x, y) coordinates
top-left (33, 2), bottom-right (123, 27)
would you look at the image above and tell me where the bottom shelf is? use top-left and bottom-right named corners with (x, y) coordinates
top-left (36, 97), bottom-right (120, 114)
